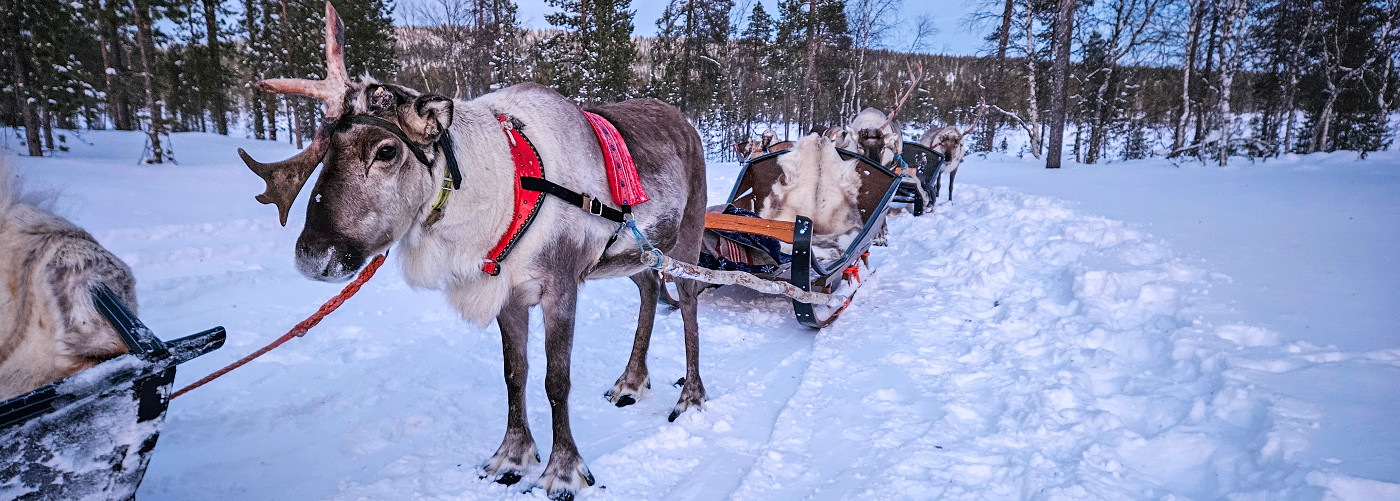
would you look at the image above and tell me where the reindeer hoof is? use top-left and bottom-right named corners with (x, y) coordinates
top-left (479, 439), bottom-right (539, 485)
top-left (669, 376), bottom-right (708, 422)
top-left (534, 454), bottom-right (594, 501)
top-left (673, 377), bottom-right (686, 387)
top-left (605, 374), bottom-right (650, 407)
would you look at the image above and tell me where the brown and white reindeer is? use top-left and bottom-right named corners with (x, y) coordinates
top-left (921, 125), bottom-right (968, 201)
top-left (237, 4), bottom-right (709, 499)
top-left (0, 157), bottom-right (137, 402)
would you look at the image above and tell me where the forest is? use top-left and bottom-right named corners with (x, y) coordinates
top-left (1, 0), bottom-right (1396, 165)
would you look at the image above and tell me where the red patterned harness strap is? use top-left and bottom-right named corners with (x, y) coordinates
top-left (582, 110), bottom-right (649, 207)
top-left (481, 115), bottom-right (546, 276)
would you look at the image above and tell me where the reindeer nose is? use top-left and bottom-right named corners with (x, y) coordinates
top-left (295, 232), bottom-right (366, 282)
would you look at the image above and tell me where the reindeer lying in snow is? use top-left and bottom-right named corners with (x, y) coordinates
top-left (922, 125), bottom-right (967, 201)
top-left (759, 133), bottom-right (863, 259)
top-left (0, 158), bottom-right (137, 402)
top-left (237, 4), bottom-right (708, 499)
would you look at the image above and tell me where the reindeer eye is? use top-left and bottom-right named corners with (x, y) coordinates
top-left (375, 145), bottom-right (397, 162)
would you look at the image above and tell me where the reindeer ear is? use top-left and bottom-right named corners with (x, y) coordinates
top-left (404, 94), bottom-right (453, 143)
top-left (366, 85), bottom-right (398, 114)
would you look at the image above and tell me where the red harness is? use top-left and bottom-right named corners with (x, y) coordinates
top-left (481, 112), bottom-right (648, 276)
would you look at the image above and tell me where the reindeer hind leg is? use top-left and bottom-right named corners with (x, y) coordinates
top-left (606, 270), bottom-right (659, 407)
top-left (669, 276), bottom-right (709, 422)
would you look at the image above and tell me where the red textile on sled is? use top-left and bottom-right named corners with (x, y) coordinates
top-left (583, 111), bottom-right (649, 207)
top-left (482, 115), bottom-right (545, 276)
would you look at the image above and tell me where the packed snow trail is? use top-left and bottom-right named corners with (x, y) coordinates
top-left (6, 131), bottom-right (1398, 500)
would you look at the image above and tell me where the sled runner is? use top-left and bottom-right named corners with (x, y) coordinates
top-left (0, 286), bottom-right (225, 500)
top-left (661, 147), bottom-right (904, 328)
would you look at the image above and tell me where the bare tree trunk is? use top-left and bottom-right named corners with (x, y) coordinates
top-left (1046, 0), bottom-right (1077, 168)
top-left (1173, 0), bottom-right (1204, 153)
top-left (264, 96), bottom-right (278, 141)
top-left (134, 0), bottom-right (164, 163)
top-left (1024, 3), bottom-right (1043, 158)
top-left (1312, 79), bottom-right (1339, 153)
top-left (1216, 0), bottom-right (1245, 165)
top-left (41, 107), bottom-right (55, 150)
top-left (203, 0), bottom-right (228, 135)
top-left (1086, 67), bottom-right (1113, 164)
top-left (11, 58), bottom-right (43, 156)
top-left (982, 0), bottom-right (1016, 152)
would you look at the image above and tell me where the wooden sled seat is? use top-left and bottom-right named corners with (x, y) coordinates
top-left (703, 213), bottom-right (796, 243)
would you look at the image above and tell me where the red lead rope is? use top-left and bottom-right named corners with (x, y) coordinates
top-left (171, 254), bottom-right (387, 399)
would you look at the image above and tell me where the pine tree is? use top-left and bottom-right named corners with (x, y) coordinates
top-left (650, 0), bottom-right (732, 114)
top-left (541, 0), bottom-right (638, 104)
top-left (337, 0), bottom-right (397, 78)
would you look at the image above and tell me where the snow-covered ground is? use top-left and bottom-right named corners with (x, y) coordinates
top-left (6, 130), bottom-right (1398, 500)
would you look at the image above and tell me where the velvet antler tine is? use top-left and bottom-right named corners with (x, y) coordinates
top-left (242, 2), bottom-right (350, 224)
top-left (239, 130), bottom-right (330, 226)
top-left (252, 2), bottom-right (349, 116)
top-left (324, 2), bottom-right (347, 82)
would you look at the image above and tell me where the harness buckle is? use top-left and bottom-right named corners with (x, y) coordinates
top-left (582, 193), bottom-right (604, 216)
top-left (441, 177), bottom-right (457, 190)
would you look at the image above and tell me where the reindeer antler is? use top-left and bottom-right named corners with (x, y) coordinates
top-left (258, 2), bottom-right (351, 117)
top-left (881, 60), bottom-right (925, 130)
top-left (238, 2), bottom-right (351, 226)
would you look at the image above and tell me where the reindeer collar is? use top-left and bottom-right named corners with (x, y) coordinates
top-left (480, 115), bottom-right (547, 276)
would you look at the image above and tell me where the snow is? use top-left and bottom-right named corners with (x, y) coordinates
top-left (5, 130), bottom-right (1399, 500)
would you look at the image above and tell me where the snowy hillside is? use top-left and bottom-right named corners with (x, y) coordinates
top-left (6, 131), bottom-right (1399, 500)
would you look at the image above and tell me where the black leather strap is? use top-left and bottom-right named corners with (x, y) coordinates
top-left (519, 176), bottom-right (628, 223)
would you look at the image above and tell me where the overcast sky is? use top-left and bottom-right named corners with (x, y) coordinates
top-left (396, 0), bottom-right (989, 56)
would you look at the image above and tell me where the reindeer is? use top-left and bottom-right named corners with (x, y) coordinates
top-left (849, 62), bottom-right (925, 201)
top-left (0, 157), bottom-right (137, 402)
top-left (236, 4), bottom-right (709, 499)
top-left (822, 125), bottom-right (855, 150)
top-left (921, 125), bottom-right (968, 201)
top-left (735, 129), bottom-right (797, 161)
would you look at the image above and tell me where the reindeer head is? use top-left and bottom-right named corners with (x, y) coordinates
top-left (239, 2), bottom-right (454, 282)
top-left (822, 126), bottom-right (853, 150)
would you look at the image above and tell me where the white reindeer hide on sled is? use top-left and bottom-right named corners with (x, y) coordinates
top-left (759, 133), bottom-right (863, 259)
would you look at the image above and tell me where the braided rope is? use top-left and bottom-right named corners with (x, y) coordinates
top-left (171, 254), bottom-right (387, 399)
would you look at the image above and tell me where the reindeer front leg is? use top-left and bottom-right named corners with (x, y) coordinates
top-left (606, 271), bottom-right (659, 406)
top-left (536, 278), bottom-right (594, 500)
top-left (480, 300), bottom-right (538, 485)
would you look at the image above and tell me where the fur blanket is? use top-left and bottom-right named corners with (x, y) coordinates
top-left (759, 133), bottom-right (863, 259)
top-left (0, 158), bottom-right (135, 401)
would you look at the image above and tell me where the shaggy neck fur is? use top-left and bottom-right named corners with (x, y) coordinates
top-left (396, 100), bottom-right (517, 326)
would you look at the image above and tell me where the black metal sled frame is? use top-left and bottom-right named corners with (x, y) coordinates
top-left (0, 285), bottom-right (225, 500)
top-left (895, 140), bottom-right (946, 209)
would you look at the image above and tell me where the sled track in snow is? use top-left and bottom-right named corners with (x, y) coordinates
top-left (317, 184), bottom-right (1326, 499)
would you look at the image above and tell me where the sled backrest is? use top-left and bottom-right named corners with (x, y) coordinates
top-left (728, 148), bottom-right (898, 225)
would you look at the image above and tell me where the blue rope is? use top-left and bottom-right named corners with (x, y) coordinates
top-left (626, 220), bottom-right (666, 269)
